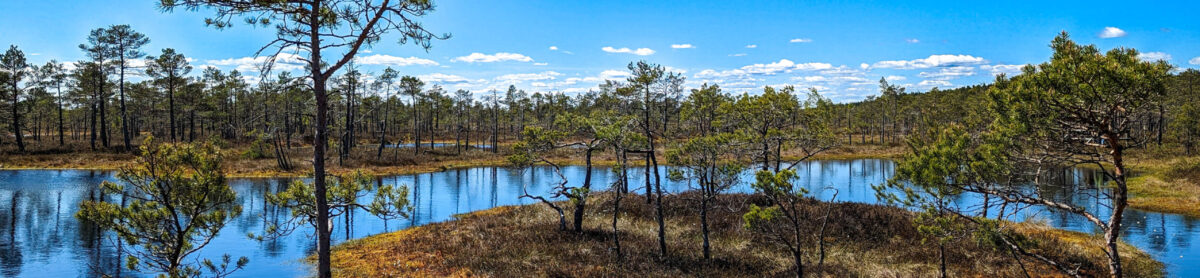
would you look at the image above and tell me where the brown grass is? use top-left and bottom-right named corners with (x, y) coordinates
top-left (328, 193), bottom-right (1162, 277)
top-left (1, 142), bottom-right (905, 178)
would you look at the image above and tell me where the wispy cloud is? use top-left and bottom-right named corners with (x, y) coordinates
top-left (1138, 52), bottom-right (1171, 62)
top-left (789, 38), bottom-right (813, 43)
top-left (1099, 27), bottom-right (1127, 38)
top-left (870, 54), bottom-right (986, 69)
top-left (453, 52), bottom-right (533, 63)
top-left (602, 46), bottom-right (655, 56)
top-left (694, 59), bottom-right (832, 78)
top-left (918, 66), bottom-right (976, 80)
top-left (745, 44), bottom-right (757, 48)
top-left (730, 53), bottom-right (747, 57)
top-left (418, 73), bottom-right (478, 84)
top-left (206, 53), bottom-right (309, 73)
top-left (917, 80), bottom-right (951, 87)
top-left (980, 64), bottom-right (1024, 76)
top-left (494, 71), bottom-right (562, 84)
top-left (905, 38), bottom-right (920, 43)
top-left (671, 44), bottom-right (695, 49)
top-left (548, 46), bottom-right (558, 50)
top-left (355, 54), bottom-right (440, 67)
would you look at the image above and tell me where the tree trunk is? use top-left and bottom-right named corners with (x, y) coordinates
top-left (119, 61), bottom-right (131, 152)
top-left (413, 94), bottom-right (420, 155)
top-left (491, 106), bottom-right (498, 153)
top-left (612, 148), bottom-right (626, 259)
top-left (168, 77), bottom-right (176, 142)
top-left (57, 86), bottom-right (64, 146)
top-left (644, 93), bottom-right (667, 258)
top-left (310, 13), bottom-right (332, 277)
top-left (700, 195), bottom-right (711, 260)
top-left (940, 242), bottom-right (948, 278)
top-left (377, 92), bottom-right (389, 160)
top-left (100, 84), bottom-right (109, 148)
top-left (9, 80), bottom-right (23, 152)
top-left (793, 248), bottom-right (804, 278)
top-left (645, 155), bottom-right (653, 204)
top-left (1157, 104), bottom-right (1164, 146)
top-left (574, 148), bottom-right (593, 232)
top-left (90, 99), bottom-right (97, 150)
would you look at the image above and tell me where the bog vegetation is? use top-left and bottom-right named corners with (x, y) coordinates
top-left (1, 1), bottom-right (1197, 278)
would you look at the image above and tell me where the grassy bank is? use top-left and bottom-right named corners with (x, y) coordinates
top-left (328, 193), bottom-right (1162, 277)
top-left (0, 143), bottom-right (905, 178)
top-left (1126, 157), bottom-right (1200, 217)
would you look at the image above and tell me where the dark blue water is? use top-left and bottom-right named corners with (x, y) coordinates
top-left (0, 159), bottom-right (1196, 277)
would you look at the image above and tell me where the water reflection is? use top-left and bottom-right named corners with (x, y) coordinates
top-left (0, 159), bottom-right (1197, 277)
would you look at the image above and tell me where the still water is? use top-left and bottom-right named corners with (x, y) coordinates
top-left (0, 159), bottom-right (1197, 277)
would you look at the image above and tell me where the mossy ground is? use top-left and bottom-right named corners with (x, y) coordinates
top-left (1125, 155), bottom-right (1200, 217)
top-left (328, 193), bottom-right (1162, 277)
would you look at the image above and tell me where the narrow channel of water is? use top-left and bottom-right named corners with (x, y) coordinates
top-left (0, 159), bottom-right (1196, 277)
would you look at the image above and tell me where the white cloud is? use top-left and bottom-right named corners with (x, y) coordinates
top-left (206, 53), bottom-right (308, 73)
top-left (523, 69), bottom-right (634, 93)
top-left (533, 62), bottom-right (549, 66)
top-left (819, 66), bottom-right (866, 76)
top-left (792, 75), bottom-right (868, 83)
top-left (1099, 27), bottom-right (1127, 38)
top-left (734, 59), bottom-right (795, 75)
top-left (794, 62), bottom-right (834, 71)
top-left (239, 75), bottom-right (262, 84)
top-left (918, 80), bottom-right (952, 87)
top-left (1138, 52), bottom-right (1172, 62)
top-left (602, 46), bottom-right (655, 56)
top-left (549, 46), bottom-right (558, 50)
top-left (417, 73), bottom-right (478, 84)
top-left (599, 70), bottom-right (631, 80)
top-left (871, 54), bottom-right (987, 69)
top-left (918, 66), bottom-right (975, 80)
top-left (905, 38), bottom-right (920, 43)
top-left (884, 75), bottom-right (907, 81)
top-left (453, 52), bottom-right (533, 63)
top-left (980, 64), bottom-right (1024, 76)
top-left (671, 44), bottom-right (695, 49)
top-left (560, 87), bottom-right (592, 94)
top-left (1191, 57), bottom-right (1200, 65)
top-left (730, 53), bottom-right (747, 57)
top-left (745, 44), bottom-right (757, 48)
top-left (860, 63), bottom-right (869, 69)
top-left (354, 54), bottom-right (439, 67)
top-left (494, 71), bottom-right (562, 84)
top-left (663, 66), bottom-right (688, 74)
top-left (694, 59), bottom-right (832, 78)
top-left (789, 38), bottom-right (813, 43)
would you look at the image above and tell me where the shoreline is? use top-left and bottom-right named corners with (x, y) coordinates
top-left (0, 144), bottom-right (907, 177)
top-left (4, 145), bottom-right (1197, 218)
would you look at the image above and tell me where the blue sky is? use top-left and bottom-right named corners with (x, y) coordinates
top-left (2, 0), bottom-right (1198, 102)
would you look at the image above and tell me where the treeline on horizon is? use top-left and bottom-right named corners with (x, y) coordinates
top-left (2, 29), bottom-right (1199, 158)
